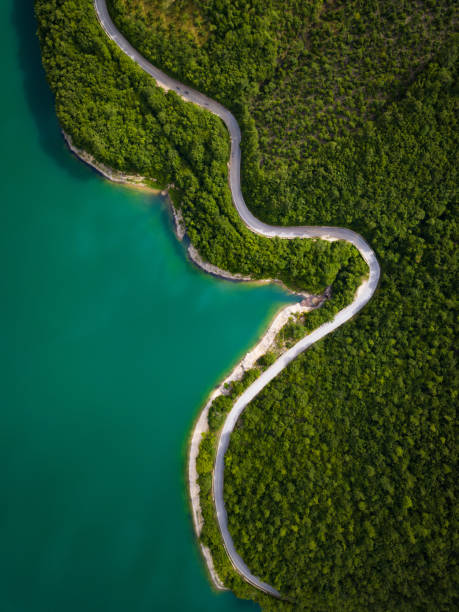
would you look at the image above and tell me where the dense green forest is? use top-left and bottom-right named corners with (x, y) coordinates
top-left (35, 0), bottom-right (366, 303)
top-left (36, 0), bottom-right (457, 610)
top-left (108, 0), bottom-right (456, 223)
top-left (225, 54), bottom-right (458, 611)
top-left (225, 60), bottom-right (457, 610)
top-left (107, 0), bottom-right (458, 609)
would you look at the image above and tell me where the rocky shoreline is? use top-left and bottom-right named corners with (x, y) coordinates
top-left (62, 129), bottom-right (327, 590)
top-left (62, 131), bottom-right (165, 192)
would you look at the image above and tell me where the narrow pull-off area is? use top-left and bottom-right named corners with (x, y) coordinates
top-left (94, 0), bottom-right (380, 598)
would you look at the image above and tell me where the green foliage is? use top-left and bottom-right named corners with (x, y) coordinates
top-left (108, 1), bottom-right (457, 608)
top-left (108, 0), bottom-right (455, 218)
top-left (108, 0), bottom-right (280, 105)
top-left (223, 55), bottom-right (458, 610)
top-left (36, 0), bottom-right (457, 609)
top-left (195, 276), bottom-right (361, 609)
top-left (36, 0), bottom-right (364, 300)
top-left (208, 395), bottom-right (232, 432)
top-left (257, 352), bottom-right (276, 368)
top-left (208, 366), bottom-right (270, 433)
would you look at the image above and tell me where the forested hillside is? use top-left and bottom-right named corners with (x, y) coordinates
top-left (224, 56), bottom-right (458, 610)
top-left (36, 0), bottom-right (457, 610)
top-left (35, 0), bottom-right (365, 301)
top-left (106, 1), bottom-right (458, 609)
top-left (108, 0), bottom-right (456, 222)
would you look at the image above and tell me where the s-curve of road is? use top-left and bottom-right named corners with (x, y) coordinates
top-left (94, 0), bottom-right (380, 599)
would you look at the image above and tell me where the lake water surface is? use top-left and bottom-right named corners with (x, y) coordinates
top-left (0, 3), bottom-right (294, 610)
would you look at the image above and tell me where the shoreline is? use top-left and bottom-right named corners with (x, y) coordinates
top-left (62, 131), bottom-right (164, 194)
top-left (63, 130), bottom-right (228, 589)
top-left (187, 297), bottom-right (321, 589)
top-left (62, 128), bottom-right (311, 589)
top-left (63, 131), bottom-right (307, 295)
top-left (92, 1), bottom-right (380, 598)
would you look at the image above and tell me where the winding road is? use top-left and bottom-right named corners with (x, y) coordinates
top-left (94, 0), bottom-right (380, 599)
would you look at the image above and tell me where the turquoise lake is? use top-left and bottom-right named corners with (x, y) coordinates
top-left (0, 3), bottom-right (295, 610)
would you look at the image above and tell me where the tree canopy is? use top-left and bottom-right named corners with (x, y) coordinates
top-left (36, 0), bottom-right (457, 609)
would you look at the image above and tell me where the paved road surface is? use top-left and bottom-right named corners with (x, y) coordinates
top-left (94, 0), bottom-right (380, 598)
